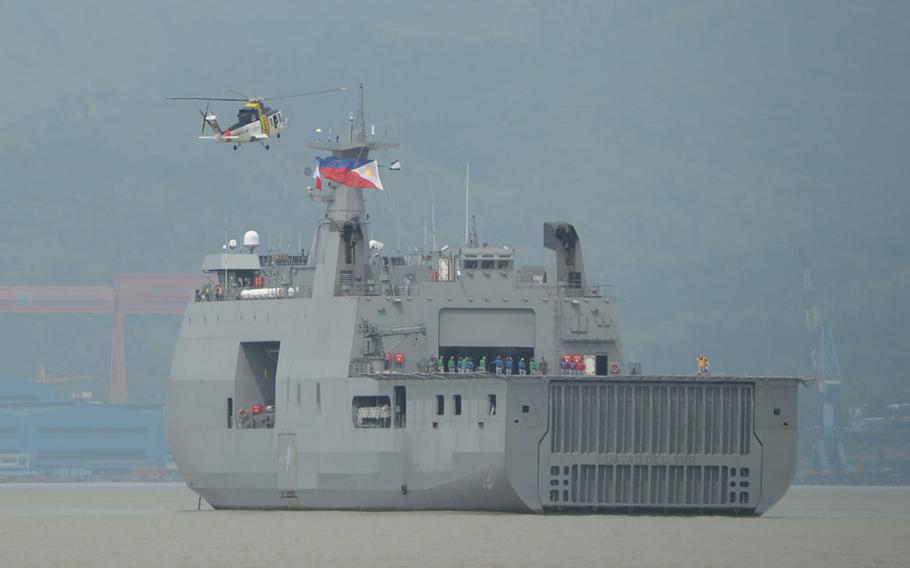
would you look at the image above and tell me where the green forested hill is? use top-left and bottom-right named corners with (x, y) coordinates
top-left (1, 0), bottom-right (907, 405)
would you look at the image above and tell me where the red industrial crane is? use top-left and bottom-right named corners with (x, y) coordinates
top-left (36, 364), bottom-right (93, 384)
top-left (0, 273), bottom-right (207, 403)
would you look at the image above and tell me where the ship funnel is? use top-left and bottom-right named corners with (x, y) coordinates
top-left (544, 221), bottom-right (588, 290)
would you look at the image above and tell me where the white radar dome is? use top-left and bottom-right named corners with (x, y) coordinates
top-left (243, 230), bottom-right (261, 248)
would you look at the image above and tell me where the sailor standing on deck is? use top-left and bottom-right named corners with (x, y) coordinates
top-left (447, 355), bottom-right (456, 373)
top-left (479, 355), bottom-right (487, 373)
top-left (436, 356), bottom-right (445, 373)
top-left (697, 354), bottom-right (710, 376)
top-left (529, 357), bottom-right (538, 375)
top-left (539, 357), bottom-right (548, 375)
top-left (518, 357), bottom-right (527, 375)
top-left (456, 357), bottom-right (464, 374)
top-left (494, 355), bottom-right (503, 375)
top-left (505, 356), bottom-right (514, 376)
top-left (466, 357), bottom-right (475, 373)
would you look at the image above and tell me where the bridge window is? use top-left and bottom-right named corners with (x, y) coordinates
top-left (454, 395), bottom-right (462, 415)
top-left (436, 395), bottom-right (445, 416)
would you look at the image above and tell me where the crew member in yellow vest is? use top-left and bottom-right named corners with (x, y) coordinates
top-left (697, 354), bottom-right (709, 376)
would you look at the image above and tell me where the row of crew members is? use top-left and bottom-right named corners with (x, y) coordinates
top-left (560, 355), bottom-right (588, 375)
top-left (428, 355), bottom-right (550, 376)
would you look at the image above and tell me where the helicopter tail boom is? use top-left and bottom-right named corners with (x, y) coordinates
top-left (199, 108), bottom-right (223, 136)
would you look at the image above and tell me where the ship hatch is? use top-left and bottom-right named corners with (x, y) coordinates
top-left (234, 341), bottom-right (280, 429)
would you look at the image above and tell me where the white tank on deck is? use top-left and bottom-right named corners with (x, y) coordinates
top-left (240, 287), bottom-right (286, 300)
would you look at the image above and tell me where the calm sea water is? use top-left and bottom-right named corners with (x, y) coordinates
top-left (0, 484), bottom-right (907, 567)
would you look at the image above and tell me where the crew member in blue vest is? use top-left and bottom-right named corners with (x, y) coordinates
top-left (456, 357), bottom-right (464, 374)
top-left (494, 355), bottom-right (503, 375)
top-left (518, 357), bottom-right (527, 375)
top-left (505, 356), bottom-right (514, 376)
top-left (466, 357), bottom-right (475, 373)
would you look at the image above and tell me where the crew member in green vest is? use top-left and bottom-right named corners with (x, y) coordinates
top-left (479, 356), bottom-right (487, 373)
top-left (529, 358), bottom-right (538, 375)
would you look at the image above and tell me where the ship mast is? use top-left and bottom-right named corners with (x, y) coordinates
top-left (306, 84), bottom-right (398, 297)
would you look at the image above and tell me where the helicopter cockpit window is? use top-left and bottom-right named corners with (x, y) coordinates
top-left (239, 109), bottom-right (257, 124)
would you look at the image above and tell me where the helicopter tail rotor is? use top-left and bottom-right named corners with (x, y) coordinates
top-left (197, 103), bottom-right (222, 135)
top-left (199, 103), bottom-right (210, 135)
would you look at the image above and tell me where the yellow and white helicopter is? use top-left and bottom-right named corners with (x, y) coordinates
top-left (168, 87), bottom-right (346, 150)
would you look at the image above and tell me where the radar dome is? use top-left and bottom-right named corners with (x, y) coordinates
top-left (243, 230), bottom-right (261, 248)
top-left (228, 239), bottom-right (238, 251)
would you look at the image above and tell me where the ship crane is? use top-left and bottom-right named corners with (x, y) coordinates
top-left (799, 248), bottom-right (848, 479)
top-left (358, 320), bottom-right (426, 358)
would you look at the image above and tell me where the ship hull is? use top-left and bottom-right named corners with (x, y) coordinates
top-left (168, 369), bottom-right (799, 515)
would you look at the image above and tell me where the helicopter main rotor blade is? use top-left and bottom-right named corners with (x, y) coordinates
top-left (224, 88), bottom-right (251, 99)
top-left (266, 87), bottom-right (347, 101)
top-left (167, 97), bottom-right (247, 101)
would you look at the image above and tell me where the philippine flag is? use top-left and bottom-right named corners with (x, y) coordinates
top-left (316, 157), bottom-right (384, 190)
top-left (313, 160), bottom-right (322, 190)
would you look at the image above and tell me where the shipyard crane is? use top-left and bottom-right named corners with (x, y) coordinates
top-left (799, 248), bottom-right (848, 478)
top-left (0, 273), bottom-right (206, 403)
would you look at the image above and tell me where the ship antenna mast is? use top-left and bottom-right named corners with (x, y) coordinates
top-left (464, 162), bottom-right (470, 245)
top-left (355, 82), bottom-right (366, 143)
top-left (430, 176), bottom-right (437, 250)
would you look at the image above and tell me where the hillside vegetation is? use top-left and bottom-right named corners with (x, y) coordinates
top-left (0, 0), bottom-right (907, 405)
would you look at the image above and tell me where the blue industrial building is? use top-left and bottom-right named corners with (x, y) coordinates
top-left (0, 379), bottom-right (168, 475)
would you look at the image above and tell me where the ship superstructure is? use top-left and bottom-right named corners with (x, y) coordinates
top-left (166, 94), bottom-right (801, 514)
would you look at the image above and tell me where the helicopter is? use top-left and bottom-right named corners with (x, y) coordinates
top-left (168, 87), bottom-right (346, 150)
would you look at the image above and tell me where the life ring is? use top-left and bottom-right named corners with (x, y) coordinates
top-left (609, 362), bottom-right (621, 375)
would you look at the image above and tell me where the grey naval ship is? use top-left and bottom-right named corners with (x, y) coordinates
top-left (166, 99), bottom-right (802, 515)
